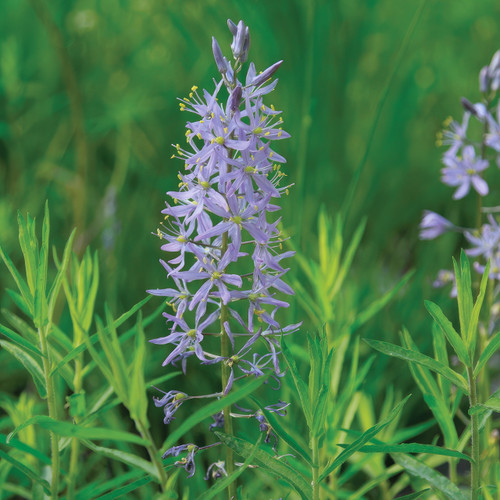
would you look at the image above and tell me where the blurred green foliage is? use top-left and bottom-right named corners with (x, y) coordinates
top-left (1, 0), bottom-right (500, 496)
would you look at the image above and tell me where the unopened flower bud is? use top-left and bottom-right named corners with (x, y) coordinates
top-left (251, 60), bottom-right (283, 87)
top-left (228, 84), bottom-right (242, 113)
top-left (230, 20), bottom-right (250, 62)
top-left (479, 66), bottom-right (489, 93)
top-left (212, 37), bottom-right (227, 75)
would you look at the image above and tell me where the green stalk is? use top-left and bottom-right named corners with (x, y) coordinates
top-left (467, 366), bottom-right (480, 499)
top-left (38, 325), bottom-right (60, 499)
top-left (311, 433), bottom-right (320, 500)
top-left (67, 325), bottom-right (84, 500)
top-left (220, 230), bottom-right (236, 500)
top-left (135, 419), bottom-right (169, 492)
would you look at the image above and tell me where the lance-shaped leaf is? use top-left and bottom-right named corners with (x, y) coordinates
top-left (49, 296), bottom-right (152, 376)
top-left (282, 337), bottom-right (311, 426)
top-left (34, 202), bottom-right (49, 328)
top-left (392, 453), bottom-right (468, 500)
top-left (467, 260), bottom-right (489, 358)
top-left (0, 323), bottom-right (43, 357)
top-left (453, 251), bottom-right (473, 341)
top-left (7, 415), bottom-right (150, 446)
top-left (474, 330), bottom-right (500, 377)
top-left (424, 301), bottom-right (470, 367)
top-left (319, 395), bottom-right (410, 481)
top-left (215, 432), bottom-right (312, 500)
top-left (0, 340), bottom-right (46, 398)
top-left (365, 338), bottom-right (468, 394)
top-left (0, 449), bottom-right (51, 495)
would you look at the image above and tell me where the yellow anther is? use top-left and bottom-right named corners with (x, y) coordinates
top-left (191, 85), bottom-right (198, 92)
top-left (157, 228), bottom-right (163, 239)
top-left (270, 104), bottom-right (275, 111)
top-left (197, 133), bottom-right (202, 140)
top-left (278, 130), bottom-right (282, 137)
top-left (265, 131), bottom-right (270, 136)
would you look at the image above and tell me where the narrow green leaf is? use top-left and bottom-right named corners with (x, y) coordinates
top-left (5, 288), bottom-right (31, 316)
top-left (0, 244), bottom-right (34, 314)
top-left (392, 452), bottom-right (468, 500)
top-left (0, 323), bottom-right (43, 357)
top-left (215, 432), bottom-right (311, 500)
top-left (347, 442), bottom-right (470, 461)
top-left (476, 397), bottom-right (500, 413)
top-left (319, 395), bottom-right (411, 481)
top-left (467, 260), bottom-right (490, 357)
top-left (81, 441), bottom-right (159, 481)
top-left (0, 433), bottom-right (51, 465)
top-left (453, 251), bottom-right (473, 342)
top-left (423, 393), bottom-right (458, 449)
top-left (34, 202), bottom-right (50, 328)
top-left (432, 322), bottom-right (451, 401)
top-left (162, 374), bottom-right (269, 452)
top-left (47, 228), bottom-right (76, 321)
top-left (474, 330), bottom-right (500, 378)
top-left (352, 270), bottom-right (413, 330)
top-left (0, 340), bottom-right (46, 398)
top-left (129, 313), bottom-right (148, 423)
top-left (75, 469), bottom-right (147, 500)
top-left (249, 396), bottom-right (312, 465)
top-left (200, 435), bottom-right (262, 500)
top-left (7, 415), bottom-right (150, 446)
top-left (90, 474), bottom-right (152, 500)
top-left (49, 295), bottom-right (152, 376)
top-left (395, 490), bottom-right (430, 500)
top-left (282, 337), bottom-right (311, 425)
top-left (0, 449), bottom-right (51, 495)
top-left (17, 211), bottom-right (37, 296)
top-left (425, 301), bottom-right (471, 367)
top-left (330, 217), bottom-right (366, 299)
top-left (365, 338), bottom-right (468, 394)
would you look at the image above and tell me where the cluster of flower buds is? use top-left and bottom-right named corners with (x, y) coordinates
top-left (420, 50), bottom-right (500, 302)
top-left (148, 19), bottom-right (298, 478)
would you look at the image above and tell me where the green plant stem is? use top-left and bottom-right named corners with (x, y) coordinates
top-left (38, 325), bottom-right (60, 499)
top-left (135, 419), bottom-right (169, 492)
top-left (67, 344), bottom-right (83, 500)
top-left (467, 366), bottom-right (480, 499)
top-left (220, 230), bottom-right (236, 500)
top-left (312, 433), bottom-right (320, 500)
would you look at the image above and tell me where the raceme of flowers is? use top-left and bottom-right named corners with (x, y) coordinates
top-left (147, 19), bottom-right (298, 479)
top-left (420, 50), bottom-right (500, 297)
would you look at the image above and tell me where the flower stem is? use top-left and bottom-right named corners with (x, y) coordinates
top-left (311, 433), bottom-right (320, 500)
top-left (220, 230), bottom-right (236, 500)
top-left (38, 326), bottom-right (60, 499)
top-left (467, 366), bottom-right (480, 499)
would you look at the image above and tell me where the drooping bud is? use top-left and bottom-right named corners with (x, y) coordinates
top-left (212, 37), bottom-right (228, 75)
top-left (251, 60), bottom-right (283, 87)
top-left (228, 84), bottom-right (242, 113)
top-left (461, 97), bottom-right (487, 120)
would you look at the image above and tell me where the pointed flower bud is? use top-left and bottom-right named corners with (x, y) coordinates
top-left (250, 60), bottom-right (283, 87)
top-left (228, 84), bottom-right (242, 113)
top-left (212, 37), bottom-right (228, 75)
top-left (230, 20), bottom-right (250, 62)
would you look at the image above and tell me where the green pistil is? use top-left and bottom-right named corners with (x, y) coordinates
top-left (248, 293), bottom-right (258, 301)
top-left (174, 393), bottom-right (185, 401)
top-left (176, 235), bottom-right (187, 243)
top-left (200, 181), bottom-right (210, 189)
top-left (231, 216), bottom-right (242, 225)
top-left (253, 126), bottom-right (263, 134)
top-left (212, 271), bottom-right (222, 280)
top-left (244, 166), bottom-right (256, 174)
top-left (467, 169), bottom-right (476, 175)
top-left (215, 136), bottom-right (225, 145)
top-left (187, 329), bottom-right (197, 338)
